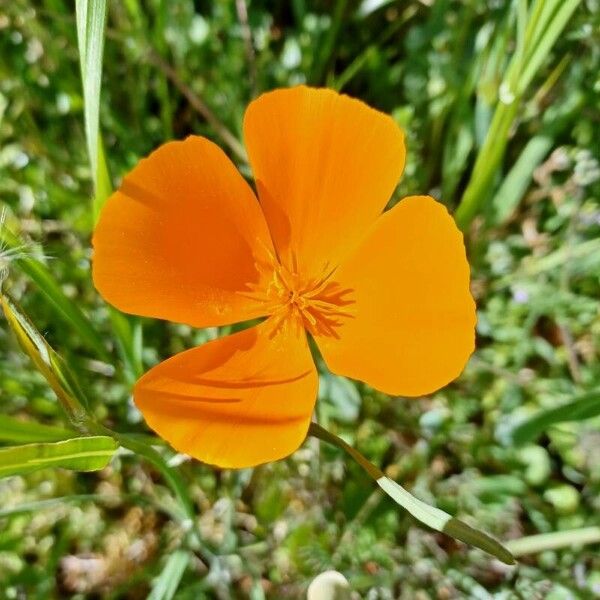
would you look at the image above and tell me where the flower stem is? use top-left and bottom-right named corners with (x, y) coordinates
top-left (308, 422), bottom-right (383, 479)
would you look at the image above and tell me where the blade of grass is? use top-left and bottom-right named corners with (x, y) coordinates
top-left (512, 390), bottom-right (600, 445)
top-left (489, 134), bottom-right (554, 224)
top-left (151, 0), bottom-right (174, 139)
top-left (2, 291), bottom-right (91, 425)
top-left (75, 0), bottom-right (109, 220)
top-left (310, 0), bottom-right (348, 85)
top-left (309, 423), bottom-right (515, 565)
top-left (489, 72), bottom-right (581, 225)
top-left (0, 495), bottom-right (104, 518)
top-left (148, 550), bottom-right (191, 600)
top-left (519, 0), bottom-right (580, 93)
top-left (75, 2), bottom-right (143, 382)
top-left (109, 307), bottom-right (144, 384)
top-left (506, 527), bottom-right (600, 557)
top-left (0, 436), bottom-right (118, 479)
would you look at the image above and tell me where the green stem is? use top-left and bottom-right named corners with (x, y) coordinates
top-left (308, 422), bottom-right (382, 480)
top-left (455, 97), bottom-right (519, 229)
top-left (310, 0), bottom-right (348, 85)
top-left (506, 527), bottom-right (600, 557)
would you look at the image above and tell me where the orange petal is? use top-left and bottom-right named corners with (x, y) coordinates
top-left (315, 196), bottom-right (476, 396)
top-left (244, 86), bottom-right (405, 281)
top-left (134, 318), bottom-right (318, 468)
top-left (93, 136), bottom-right (275, 328)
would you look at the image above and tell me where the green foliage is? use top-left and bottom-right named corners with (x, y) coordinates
top-left (454, 0), bottom-right (583, 229)
top-left (0, 436), bottom-right (118, 479)
top-left (512, 389), bottom-right (600, 444)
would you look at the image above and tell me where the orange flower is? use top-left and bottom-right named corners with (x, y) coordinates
top-left (93, 86), bottom-right (476, 469)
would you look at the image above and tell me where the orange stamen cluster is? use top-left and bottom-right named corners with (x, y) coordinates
top-left (245, 257), bottom-right (355, 338)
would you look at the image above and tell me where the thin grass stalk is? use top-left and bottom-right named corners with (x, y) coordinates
top-left (75, 1), bottom-right (143, 382)
top-left (506, 527), bottom-right (600, 557)
top-left (308, 423), bottom-right (515, 564)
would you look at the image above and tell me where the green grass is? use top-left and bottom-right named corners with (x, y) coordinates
top-left (0, 0), bottom-right (599, 597)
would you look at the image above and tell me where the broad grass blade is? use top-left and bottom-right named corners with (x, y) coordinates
top-left (0, 436), bottom-right (118, 479)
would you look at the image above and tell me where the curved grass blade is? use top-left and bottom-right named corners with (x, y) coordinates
top-left (76, 0), bottom-right (110, 219)
top-left (74, 3), bottom-right (143, 383)
top-left (309, 423), bottom-right (515, 564)
top-left (1, 291), bottom-right (90, 427)
top-left (512, 390), bottom-right (600, 445)
top-left (0, 436), bottom-right (118, 479)
top-left (378, 476), bottom-right (515, 565)
top-left (0, 415), bottom-right (74, 444)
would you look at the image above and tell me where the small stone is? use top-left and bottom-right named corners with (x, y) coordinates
top-left (307, 571), bottom-right (351, 600)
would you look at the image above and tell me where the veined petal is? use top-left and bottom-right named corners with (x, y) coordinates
top-left (134, 318), bottom-right (318, 468)
top-left (315, 196), bottom-right (476, 396)
top-left (93, 136), bottom-right (275, 328)
top-left (244, 86), bottom-right (405, 281)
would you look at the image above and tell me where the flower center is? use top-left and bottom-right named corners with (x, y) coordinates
top-left (244, 259), bottom-right (355, 338)
top-left (265, 264), bottom-right (355, 338)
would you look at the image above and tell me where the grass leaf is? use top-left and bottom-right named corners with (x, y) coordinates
top-left (0, 436), bottom-right (118, 479)
top-left (1, 291), bottom-right (91, 426)
top-left (506, 527), bottom-right (600, 557)
top-left (148, 550), bottom-right (190, 600)
top-left (512, 390), bottom-right (600, 445)
top-left (0, 495), bottom-right (104, 518)
top-left (378, 477), bottom-right (515, 565)
top-left (75, 0), bottom-right (111, 220)
top-left (519, 1), bottom-right (580, 92)
top-left (74, 3), bottom-right (143, 382)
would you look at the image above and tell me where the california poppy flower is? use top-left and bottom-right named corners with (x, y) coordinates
top-left (93, 86), bottom-right (476, 469)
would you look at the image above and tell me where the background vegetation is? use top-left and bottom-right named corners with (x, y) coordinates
top-left (0, 0), bottom-right (599, 597)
